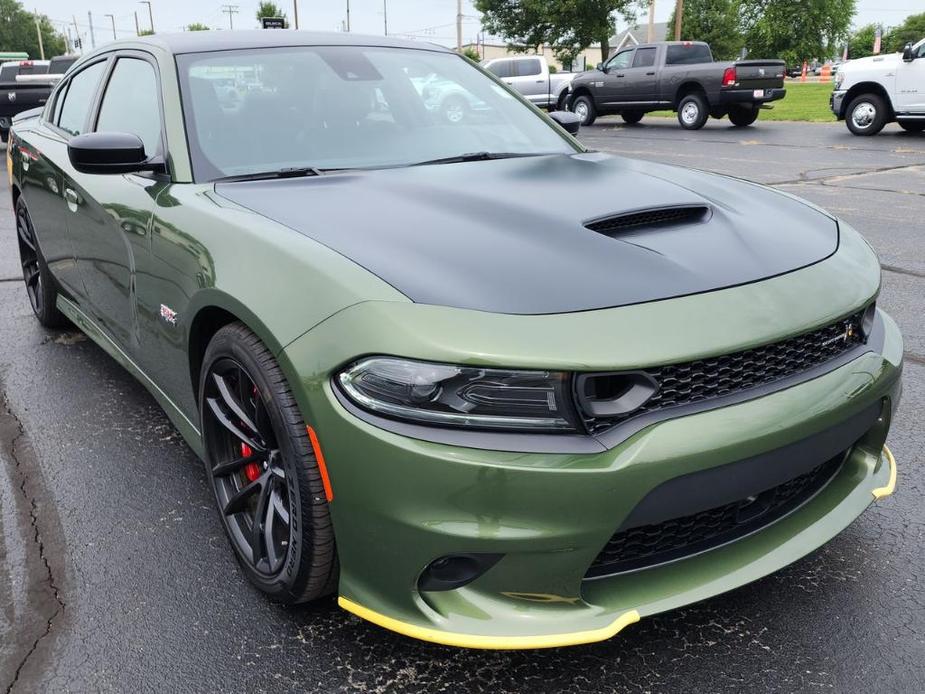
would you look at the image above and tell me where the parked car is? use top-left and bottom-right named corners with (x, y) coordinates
top-left (831, 38), bottom-right (925, 135)
top-left (567, 41), bottom-right (786, 129)
top-left (481, 55), bottom-right (577, 110)
top-left (0, 55), bottom-right (77, 141)
top-left (8, 31), bottom-right (901, 649)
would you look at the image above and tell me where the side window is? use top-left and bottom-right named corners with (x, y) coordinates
top-left (516, 58), bottom-right (542, 77)
top-left (632, 48), bottom-right (657, 68)
top-left (57, 61), bottom-right (107, 136)
top-left (606, 50), bottom-right (634, 71)
top-left (488, 60), bottom-right (513, 78)
top-left (96, 58), bottom-right (163, 156)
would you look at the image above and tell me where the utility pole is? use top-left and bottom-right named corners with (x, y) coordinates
top-left (72, 15), bottom-right (81, 52)
top-left (346, 0), bottom-right (350, 32)
top-left (105, 13), bottom-right (117, 40)
top-left (456, 0), bottom-right (462, 51)
top-left (673, 0), bottom-right (683, 41)
top-left (293, 0), bottom-right (299, 29)
top-left (221, 5), bottom-right (239, 30)
top-left (383, 0), bottom-right (387, 36)
top-left (134, 11), bottom-right (140, 35)
top-left (88, 11), bottom-right (96, 48)
top-left (647, 0), bottom-right (656, 43)
top-left (34, 11), bottom-right (45, 59)
top-left (140, 1), bottom-right (154, 33)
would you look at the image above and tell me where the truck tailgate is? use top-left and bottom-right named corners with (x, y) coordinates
top-left (732, 60), bottom-right (786, 90)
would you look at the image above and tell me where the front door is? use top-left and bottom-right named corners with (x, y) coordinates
top-left (66, 54), bottom-right (167, 352)
top-left (895, 42), bottom-right (925, 113)
top-left (599, 49), bottom-right (635, 106)
top-left (621, 46), bottom-right (659, 105)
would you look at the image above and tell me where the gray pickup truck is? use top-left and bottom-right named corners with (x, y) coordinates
top-left (0, 55), bottom-right (76, 142)
top-left (481, 55), bottom-right (577, 110)
top-left (567, 41), bottom-right (786, 129)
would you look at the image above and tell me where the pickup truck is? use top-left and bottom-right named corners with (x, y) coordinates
top-left (481, 55), bottom-right (577, 110)
top-left (831, 37), bottom-right (925, 135)
top-left (0, 55), bottom-right (76, 142)
top-left (566, 41), bottom-right (786, 129)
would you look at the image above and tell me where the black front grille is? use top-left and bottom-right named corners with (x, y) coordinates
top-left (580, 310), bottom-right (867, 434)
top-left (586, 453), bottom-right (845, 578)
top-left (585, 206), bottom-right (710, 235)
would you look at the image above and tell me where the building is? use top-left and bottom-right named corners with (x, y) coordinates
top-left (610, 21), bottom-right (670, 53)
top-left (461, 42), bottom-right (606, 72)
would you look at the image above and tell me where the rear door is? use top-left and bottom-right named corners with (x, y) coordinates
top-left (65, 52), bottom-right (168, 352)
top-left (508, 58), bottom-right (547, 105)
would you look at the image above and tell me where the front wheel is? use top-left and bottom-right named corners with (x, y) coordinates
top-left (571, 95), bottom-right (597, 126)
top-left (845, 93), bottom-right (887, 136)
top-left (728, 105), bottom-right (759, 127)
top-left (898, 120), bottom-right (925, 133)
top-left (621, 111), bottom-right (644, 124)
top-left (200, 323), bottom-right (338, 604)
top-left (677, 93), bottom-right (709, 130)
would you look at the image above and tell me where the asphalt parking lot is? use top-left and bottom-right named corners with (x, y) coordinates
top-left (1, 118), bottom-right (923, 693)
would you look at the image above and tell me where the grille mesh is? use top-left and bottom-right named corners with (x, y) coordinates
top-left (585, 206), bottom-right (709, 235)
top-left (581, 311), bottom-right (867, 434)
top-left (586, 453), bottom-right (844, 578)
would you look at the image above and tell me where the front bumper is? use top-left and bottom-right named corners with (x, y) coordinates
top-left (279, 226), bottom-right (902, 648)
top-left (719, 87), bottom-right (787, 104)
top-left (831, 89), bottom-right (847, 119)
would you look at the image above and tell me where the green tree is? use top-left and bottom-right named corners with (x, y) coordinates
top-left (0, 0), bottom-right (66, 58)
top-left (139, 29), bottom-right (155, 36)
top-left (256, 1), bottom-right (288, 28)
top-left (741, 0), bottom-right (855, 65)
top-left (667, 0), bottom-right (744, 60)
top-left (847, 23), bottom-right (877, 59)
top-left (460, 46), bottom-right (481, 61)
top-left (186, 22), bottom-right (210, 32)
top-left (885, 12), bottom-right (925, 53)
top-left (474, 0), bottom-right (637, 64)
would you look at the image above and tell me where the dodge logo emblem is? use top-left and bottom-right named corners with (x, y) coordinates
top-left (8, 91), bottom-right (15, 102)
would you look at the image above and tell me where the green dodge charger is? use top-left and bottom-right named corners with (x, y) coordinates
top-left (6, 31), bottom-right (902, 649)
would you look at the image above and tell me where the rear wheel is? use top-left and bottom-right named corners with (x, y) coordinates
top-left (571, 95), bottom-right (597, 126)
top-left (677, 93), bottom-right (709, 130)
top-left (845, 93), bottom-right (887, 136)
top-left (200, 323), bottom-right (338, 604)
top-left (15, 197), bottom-right (67, 328)
top-left (728, 105), bottom-right (759, 127)
top-left (898, 120), bottom-right (925, 133)
top-left (621, 111), bottom-right (644, 124)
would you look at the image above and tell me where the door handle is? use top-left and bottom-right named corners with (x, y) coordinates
top-left (646, 71), bottom-right (656, 76)
top-left (616, 73), bottom-right (625, 78)
top-left (64, 188), bottom-right (79, 212)
top-left (535, 79), bottom-right (544, 83)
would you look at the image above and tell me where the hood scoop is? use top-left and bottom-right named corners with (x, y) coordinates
top-left (586, 205), bottom-right (711, 236)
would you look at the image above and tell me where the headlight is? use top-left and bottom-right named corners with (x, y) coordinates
top-left (337, 357), bottom-right (579, 432)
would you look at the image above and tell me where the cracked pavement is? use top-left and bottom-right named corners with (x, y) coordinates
top-left (0, 119), bottom-right (923, 692)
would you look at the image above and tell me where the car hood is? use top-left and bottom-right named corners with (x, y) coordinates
top-left (214, 152), bottom-right (838, 314)
top-left (842, 53), bottom-right (900, 72)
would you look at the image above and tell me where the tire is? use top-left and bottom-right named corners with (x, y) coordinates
top-left (898, 120), bottom-right (925, 133)
top-left (727, 105), bottom-right (759, 127)
top-left (555, 91), bottom-right (569, 111)
top-left (1, 128), bottom-right (8, 144)
top-left (571, 95), bottom-right (597, 126)
top-left (677, 93), bottom-right (709, 130)
top-left (15, 197), bottom-right (68, 328)
top-left (845, 93), bottom-right (887, 136)
top-left (621, 111), bottom-right (644, 124)
top-left (200, 323), bottom-right (338, 604)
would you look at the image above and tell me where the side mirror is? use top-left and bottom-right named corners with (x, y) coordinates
top-left (68, 132), bottom-right (165, 175)
top-left (902, 43), bottom-right (914, 62)
top-left (549, 110), bottom-right (580, 135)
top-left (596, 62), bottom-right (605, 72)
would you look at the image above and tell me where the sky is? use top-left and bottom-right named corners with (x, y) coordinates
top-left (32, 0), bottom-right (925, 52)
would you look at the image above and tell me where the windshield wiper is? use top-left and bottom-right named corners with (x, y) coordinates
top-left (407, 152), bottom-right (547, 167)
top-left (214, 166), bottom-right (326, 183)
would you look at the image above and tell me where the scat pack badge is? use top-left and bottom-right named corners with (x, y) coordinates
top-left (159, 304), bottom-right (179, 325)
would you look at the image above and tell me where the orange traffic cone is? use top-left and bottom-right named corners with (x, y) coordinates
top-left (820, 64), bottom-right (831, 82)
top-left (800, 61), bottom-right (807, 82)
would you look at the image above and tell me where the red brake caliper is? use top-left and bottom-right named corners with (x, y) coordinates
top-left (241, 384), bottom-right (262, 482)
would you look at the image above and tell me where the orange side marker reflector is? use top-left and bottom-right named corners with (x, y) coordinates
top-left (307, 426), bottom-right (334, 502)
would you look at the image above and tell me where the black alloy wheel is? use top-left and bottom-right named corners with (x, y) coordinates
top-left (16, 197), bottom-right (67, 328)
top-left (200, 324), bottom-right (337, 603)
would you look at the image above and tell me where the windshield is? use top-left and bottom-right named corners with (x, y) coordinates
top-left (176, 46), bottom-right (577, 181)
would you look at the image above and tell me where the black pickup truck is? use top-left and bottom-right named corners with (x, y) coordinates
top-left (0, 56), bottom-right (76, 142)
top-left (567, 41), bottom-right (786, 130)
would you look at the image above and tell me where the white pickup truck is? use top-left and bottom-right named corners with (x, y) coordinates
top-left (481, 55), bottom-right (577, 110)
top-left (831, 37), bottom-right (925, 135)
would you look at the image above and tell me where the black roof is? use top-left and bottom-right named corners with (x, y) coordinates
top-left (115, 30), bottom-right (451, 55)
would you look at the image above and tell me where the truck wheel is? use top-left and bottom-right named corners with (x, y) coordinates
top-left (571, 95), bottom-right (597, 126)
top-left (728, 105), bottom-right (759, 127)
top-left (677, 93), bottom-right (708, 130)
top-left (845, 94), bottom-right (887, 136)
top-left (556, 91), bottom-right (569, 111)
top-left (621, 111), bottom-right (644, 125)
top-left (897, 120), bottom-right (925, 133)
